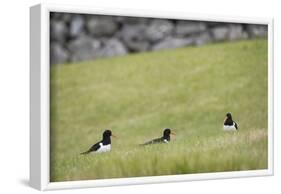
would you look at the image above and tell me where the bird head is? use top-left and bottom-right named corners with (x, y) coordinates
top-left (226, 112), bottom-right (232, 119)
top-left (163, 128), bottom-right (176, 138)
top-left (103, 129), bottom-right (112, 138)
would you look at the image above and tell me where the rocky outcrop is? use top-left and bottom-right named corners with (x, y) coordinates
top-left (50, 13), bottom-right (268, 65)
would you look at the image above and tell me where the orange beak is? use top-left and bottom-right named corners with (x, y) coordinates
top-left (112, 134), bottom-right (117, 138)
top-left (171, 132), bottom-right (176, 136)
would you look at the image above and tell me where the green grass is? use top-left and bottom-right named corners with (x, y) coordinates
top-left (50, 39), bottom-right (268, 182)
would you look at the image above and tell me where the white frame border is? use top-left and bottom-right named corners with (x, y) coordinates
top-left (30, 3), bottom-right (274, 191)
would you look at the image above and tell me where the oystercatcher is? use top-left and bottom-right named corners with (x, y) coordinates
top-left (141, 128), bottom-right (176, 145)
top-left (223, 112), bottom-right (238, 131)
top-left (80, 129), bottom-right (115, 154)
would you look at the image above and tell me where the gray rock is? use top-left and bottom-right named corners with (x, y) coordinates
top-left (211, 27), bottom-right (229, 41)
top-left (228, 24), bottom-right (244, 40)
top-left (246, 24), bottom-right (267, 38)
top-left (206, 21), bottom-right (224, 27)
top-left (99, 38), bottom-right (128, 57)
top-left (175, 21), bottom-right (207, 36)
top-left (241, 31), bottom-right (249, 39)
top-left (145, 19), bottom-right (174, 43)
top-left (115, 16), bottom-right (149, 24)
top-left (67, 36), bottom-right (102, 62)
top-left (69, 15), bottom-right (85, 38)
top-left (212, 25), bottom-right (247, 41)
top-left (124, 41), bottom-right (150, 52)
top-left (50, 20), bottom-right (68, 43)
top-left (118, 24), bottom-right (150, 52)
top-left (194, 32), bottom-right (212, 46)
top-left (50, 13), bottom-right (62, 20)
top-left (61, 13), bottom-right (73, 23)
top-left (152, 36), bottom-right (193, 50)
top-left (50, 42), bottom-right (69, 65)
top-left (87, 16), bottom-right (118, 37)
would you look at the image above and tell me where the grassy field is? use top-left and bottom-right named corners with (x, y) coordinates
top-left (50, 39), bottom-right (268, 182)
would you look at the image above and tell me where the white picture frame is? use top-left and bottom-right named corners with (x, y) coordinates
top-left (30, 3), bottom-right (274, 191)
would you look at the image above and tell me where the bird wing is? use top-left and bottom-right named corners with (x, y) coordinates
top-left (88, 141), bottom-right (101, 152)
top-left (141, 137), bottom-right (163, 146)
top-left (234, 122), bottom-right (238, 130)
top-left (80, 141), bottom-right (101, 154)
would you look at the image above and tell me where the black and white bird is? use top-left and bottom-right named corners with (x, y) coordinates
top-left (80, 129), bottom-right (115, 154)
top-left (223, 112), bottom-right (238, 131)
top-left (141, 128), bottom-right (176, 146)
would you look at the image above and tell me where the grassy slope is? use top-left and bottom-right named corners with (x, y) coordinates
top-left (50, 39), bottom-right (268, 181)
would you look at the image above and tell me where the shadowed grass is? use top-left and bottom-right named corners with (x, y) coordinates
top-left (50, 39), bottom-right (268, 182)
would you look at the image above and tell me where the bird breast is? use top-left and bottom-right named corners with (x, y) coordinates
top-left (96, 143), bottom-right (111, 153)
top-left (223, 125), bottom-right (237, 131)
